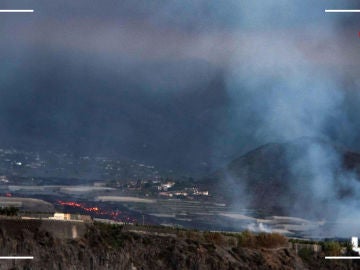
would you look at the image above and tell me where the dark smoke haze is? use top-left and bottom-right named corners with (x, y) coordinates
top-left (0, 1), bottom-right (360, 172)
top-left (2, 2), bottom-right (360, 234)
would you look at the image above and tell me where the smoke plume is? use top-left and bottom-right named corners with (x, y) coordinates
top-left (222, 0), bottom-right (360, 236)
top-left (2, 0), bottom-right (360, 235)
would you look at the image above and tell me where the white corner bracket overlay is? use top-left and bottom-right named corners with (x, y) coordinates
top-left (0, 256), bottom-right (34, 259)
top-left (0, 10), bottom-right (34, 13)
top-left (325, 237), bottom-right (360, 260)
top-left (325, 10), bottom-right (360, 13)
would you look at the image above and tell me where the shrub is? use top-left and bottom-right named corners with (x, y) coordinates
top-left (0, 206), bottom-right (18, 216)
top-left (344, 240), bottom-right (359, 256)
top-left (177, 230), bottom-right (186, 238)
top-left (185, 230), bottom-right (199, 241)
top-left (227, 237), bottom-right (237, 247)
top-left (298, 247), bottom-right (314, 261)
top-left (237, 230), bottom-right (256, 248)
top-left (322, 241), bottom-right (342, 256)
top-left (256, 232), bottom-right (288, 248)
top-left (93, 222), bottom-right (127, 248)
top-left (237, 231), bottom-right (287, 249)
top-left (203, 232), bottom-right (225, 245)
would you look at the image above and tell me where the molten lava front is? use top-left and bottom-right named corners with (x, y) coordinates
top-left (57, 200), bottom-right (137, 223)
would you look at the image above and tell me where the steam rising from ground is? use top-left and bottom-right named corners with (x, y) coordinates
top-left (247, 223), bottom-right (272, 233)
top-left (223, 1), bottom-right (360, 236)
top-left (1, 0), bottom-right (360, 235)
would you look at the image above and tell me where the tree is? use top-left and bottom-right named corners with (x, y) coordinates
top-left (0, 206), bottom-right (19, 216)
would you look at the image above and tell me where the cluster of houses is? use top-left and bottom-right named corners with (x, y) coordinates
top-left (159, 187), bottom-right (209, 198)
top-left (124, 179), bottom-right (209, 199)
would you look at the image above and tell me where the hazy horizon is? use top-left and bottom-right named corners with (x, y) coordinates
top-left (1, 0), bottom-right (360, 176)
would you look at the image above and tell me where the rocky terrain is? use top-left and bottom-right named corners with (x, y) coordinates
top-left (0, 219), bottom-right (358, 270)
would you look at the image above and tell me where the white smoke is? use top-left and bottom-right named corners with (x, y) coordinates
top-left (223, 1), bottom-right (360, 237)
top-left (247, 222), bottom-right (272, 233)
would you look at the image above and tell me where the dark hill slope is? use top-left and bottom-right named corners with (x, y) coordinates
top-left (0, 219), bottom-right (356, 270)
top-left (211, 138), bottom-right (360, 217)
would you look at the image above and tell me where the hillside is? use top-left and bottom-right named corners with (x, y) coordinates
top-left (0, 218), bottom-right (357, 269)
top-left (210, 138), bottom-right (360, 217)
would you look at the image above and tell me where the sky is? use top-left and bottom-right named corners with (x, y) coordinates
top-left (1, 1), bottom-right (360, 173)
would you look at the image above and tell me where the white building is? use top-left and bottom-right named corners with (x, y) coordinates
top-left (49, 212), bottom-right (92, 222)
top-left (50, 212), bottom-right (71, 220)
top-left (351, 237), bottom-right (360, 254)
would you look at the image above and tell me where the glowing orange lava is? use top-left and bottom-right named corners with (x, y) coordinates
top-left (57, 200), bottom-right (136, 222)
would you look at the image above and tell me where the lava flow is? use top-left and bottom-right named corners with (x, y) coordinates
top-left (57, 200), bottom-right (136, 223)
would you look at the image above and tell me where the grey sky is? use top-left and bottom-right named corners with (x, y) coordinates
top-left (0, 0), bottom-right (360, 173)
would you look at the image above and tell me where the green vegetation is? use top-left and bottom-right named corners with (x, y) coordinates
top-left (92, 222), bottom-right (126, 248)
top-left (343, 240), bottom-right (358, 255)
top-left (236, 231), bottom-right (288, 249)
top-left (0, 206), bottom-right (19, 216)
top-left (298, 247), bottom-right (314, 261)
top-left (92, 222), bottom-right (358, 260)
top-left (203, 232), bottom-right (225, 245)
top-left (322, 241), bottom-right (342, 256)
top-left (289, 238), bottom-right (320, 245)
